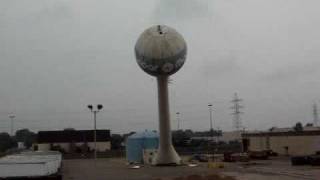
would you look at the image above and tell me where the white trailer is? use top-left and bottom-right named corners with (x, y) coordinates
top-left (0, 151), bottom-right (62, 179)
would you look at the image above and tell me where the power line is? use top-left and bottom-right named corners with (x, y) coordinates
top-left (231, 93), bottom-right (244, 131)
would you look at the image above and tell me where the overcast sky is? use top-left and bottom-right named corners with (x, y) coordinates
top-left (0, 0), bottom-right (320, 134)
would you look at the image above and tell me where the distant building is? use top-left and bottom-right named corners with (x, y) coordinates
top-left (17, 142), bottom-right (25, 149)
top-left (220, 131), bottom-right (243, 142)
top-left (268, 126), bottom-right (320, 132)
top-left (242, 129), bottom-right (320, 156)
top-left (190, 131), bottom-right (243, 143)
top-left (35, 129), bottom-right (111, 153)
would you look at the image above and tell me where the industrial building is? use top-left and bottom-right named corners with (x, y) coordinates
top-left (35, 129), bottom-right (111, 153)
top-left (242, 128), bottom-right (320, 156)
top-left (190, 131), bottom-right (242, 143)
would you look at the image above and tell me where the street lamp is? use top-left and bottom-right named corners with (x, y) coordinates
top-left (87, 104), bottom-right (103, 160)
top-left (8, 113), bottom-right (15, 136)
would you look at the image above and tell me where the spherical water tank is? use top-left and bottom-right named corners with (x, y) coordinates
top-left (135, 25), bottom-right (187, 76)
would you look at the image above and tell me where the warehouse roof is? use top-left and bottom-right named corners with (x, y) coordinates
top-left (242, 130), bottom-right (320, 137)
top-left (37, 129), bottom-right (110, 143)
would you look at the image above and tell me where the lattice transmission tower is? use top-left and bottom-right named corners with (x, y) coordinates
top-left (231, 93), bottom-right (244, 130)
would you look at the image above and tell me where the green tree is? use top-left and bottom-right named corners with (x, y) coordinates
top-left (0, 133), bottom-right (16, 152)
top-left (15, 129), bottom-right (36, 149)
top-left (269, 126), bottom-right (277, 131)
top-left (111, 134), bottom-right (124, 150)
top-left (306, 123), bottom-right (313, 127)
top-left (172, 130), bottom-right (191, 147)
top-left (294, 122), bottom-right (303, 132)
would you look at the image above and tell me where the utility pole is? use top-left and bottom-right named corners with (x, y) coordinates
top-left (313, 103), bottom-right (319, 127)
top-left (231, 93), bottom-right (244, 131)
top-left (8, 113), bottom-right (15, 136)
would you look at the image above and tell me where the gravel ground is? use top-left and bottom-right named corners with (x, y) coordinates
top-left (62, 158), bottom-right (219, 180)
top-left (62, 157), bottom-right (320, 180)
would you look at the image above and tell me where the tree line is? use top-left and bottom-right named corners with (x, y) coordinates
top-left (0, 129), bottom-right (36, 153)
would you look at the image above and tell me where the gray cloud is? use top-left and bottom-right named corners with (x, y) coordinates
top-left (261, 59), bottom-right (320, 83)
top-left (1, 0), bottom-right (320, 133)
top-left (154, 0), bottom-right (210, 22)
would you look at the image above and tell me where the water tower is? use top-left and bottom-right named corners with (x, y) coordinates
top-left (135, 25), bottom-right (187, 165)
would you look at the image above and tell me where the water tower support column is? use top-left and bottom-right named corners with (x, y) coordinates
top-left (155, 76), bottom-right (181, 165)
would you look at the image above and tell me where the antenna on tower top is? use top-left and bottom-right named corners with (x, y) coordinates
top-left (313, 103), bottom-right (319, 127)
top-left (231, 93), bottom-right (244, 131)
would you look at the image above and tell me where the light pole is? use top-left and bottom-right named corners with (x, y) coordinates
top-left (176, 112), bottom-right (180, 130)
top-left (8, 113), bottom-right (15, 136)
top-left (208, 104), bottom-right (213, 139)
top-left (87, 104), bottom-right (103, 160)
